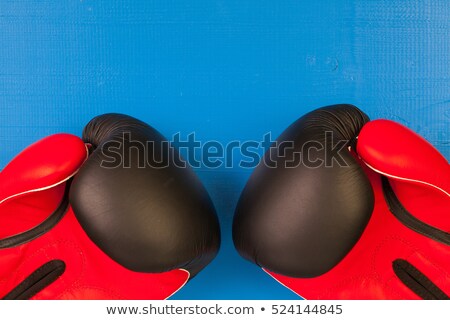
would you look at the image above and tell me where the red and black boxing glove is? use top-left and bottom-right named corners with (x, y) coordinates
top-left (233, 104), bottom-right (449, 299)
top-left (0, 114), bottom-right (220, 299)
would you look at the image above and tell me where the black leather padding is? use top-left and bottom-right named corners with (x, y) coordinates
top-left (70, 114), bottom-right (220, 277)
top-left (233, 104), bottom-right (374, 278)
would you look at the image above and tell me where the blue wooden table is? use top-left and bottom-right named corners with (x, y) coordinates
top-left (0, 1), bottom-right (448, 299)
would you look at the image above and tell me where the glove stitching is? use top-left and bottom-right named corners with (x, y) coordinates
top-left (7, 239), bottom-right (83, 298)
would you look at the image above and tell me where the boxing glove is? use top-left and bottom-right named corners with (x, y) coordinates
top-left (233, 104), bottom-right (449, 299)
top-left (0, 114), bottom-right (220, 299)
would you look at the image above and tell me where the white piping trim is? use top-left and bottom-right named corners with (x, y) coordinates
top-left (361, 160), bottom-right (450, 198)
top-left (262, 268), bottom-right (306, 299)
top-left (0, 144), bottom-right (89, 205)
top-left (165, 269), bottom-right (191, 300)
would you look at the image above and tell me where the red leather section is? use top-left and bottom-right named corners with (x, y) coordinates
top-left (0, 206), bottom-right (189, 300)
top-left (0, 134), bottom-right (86, 240)
top-left (266, 168), bottom-right (450, 299)
top-left (0, 135), bottom-right (189, 299)
top-left (0, 134), bottom-right (87, 203)
top-left (0, 185), bottom-right (65, 239)
top-left (390, 180), bottom-right (449, 232)
top-left (357, 119), bottom-right (450, 232)
top-left (357, 119), bottom-right (450, 195)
